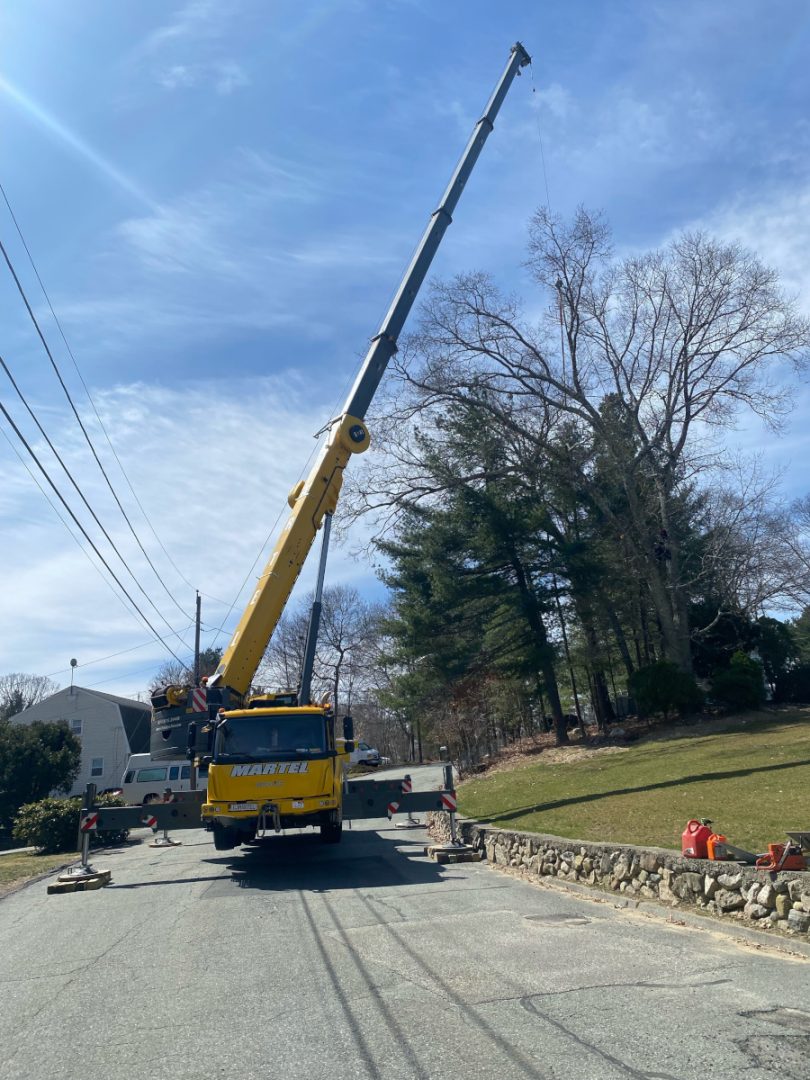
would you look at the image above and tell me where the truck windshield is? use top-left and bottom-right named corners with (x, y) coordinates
top-left (214, 713), bottom-right (326, 762)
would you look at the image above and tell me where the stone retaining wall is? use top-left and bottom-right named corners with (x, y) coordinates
top-left (427, 814), bottom-right (810, 939)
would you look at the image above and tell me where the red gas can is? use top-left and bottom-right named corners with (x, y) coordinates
top-left (681, 819), bottom-right (713, 859)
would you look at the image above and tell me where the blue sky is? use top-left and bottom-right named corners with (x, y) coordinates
top-left (1, 1), bottom-right (809, 698)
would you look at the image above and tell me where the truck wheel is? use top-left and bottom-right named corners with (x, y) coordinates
top-left (320, 821), bottom-right (342, 844)
top-left (212, 825), bottom-right (238, 851)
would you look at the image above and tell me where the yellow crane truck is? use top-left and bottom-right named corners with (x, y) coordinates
top-left (83, 43), bottom-right (530, 851)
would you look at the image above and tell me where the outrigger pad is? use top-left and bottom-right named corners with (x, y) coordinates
top-left (48, 870), bottom-right (111, 894)
top-left (424, 844), bottom-right (482, 865)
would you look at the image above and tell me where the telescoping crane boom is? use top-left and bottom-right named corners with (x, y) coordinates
top-left (149, 42), bottom-right (531, 851)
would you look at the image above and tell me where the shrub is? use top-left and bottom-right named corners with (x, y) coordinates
top-left (774, 664), bottom-right (810, 704)
top-left (710, 651), bottom-right (767, 711)
top-left (12, 793), bottom-right (129, 853)
top-left (13, 797), bottom-right (81, 853)
top-left (629, 661), bottom-right (704, 719)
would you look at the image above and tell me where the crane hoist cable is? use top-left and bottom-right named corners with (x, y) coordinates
top-left (205, 369), bottom-right (359, 649)
top-left (0, 223), bottom-right (193, 620)
top-left (0, 380), bottom-right (188, 665)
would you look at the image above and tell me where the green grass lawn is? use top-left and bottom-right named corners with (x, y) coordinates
top-left (459, 709), bottom-right (810, 852)
top-left (0, 851), bottom-right (77, 893)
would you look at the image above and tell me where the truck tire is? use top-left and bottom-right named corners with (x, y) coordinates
top-left (320, 820), bottom-right (342, 844)
top-left (212, 824), bottom-right (238, 850)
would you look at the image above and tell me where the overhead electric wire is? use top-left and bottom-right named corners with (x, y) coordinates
top-left (0, 421), bottom-right (146, 629)
top-left (0, 353), bottom-right (191, 649)
top-left (0, 381), bottom-right (188, 665)
top-left (0, 219), bottom-right (193, 620)
top-left (44, 622), bottom-right (195, 678)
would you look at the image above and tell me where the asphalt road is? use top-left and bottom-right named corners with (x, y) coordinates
top-left (1, 764), bottom-right (808, 1080)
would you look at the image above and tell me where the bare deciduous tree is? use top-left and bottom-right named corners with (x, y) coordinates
top-left (348, 209), bottom-right (810, 673)
top-left (257, 586), bottom-right (385, 714)
top-left (0, 673), bottom-right (59, 722)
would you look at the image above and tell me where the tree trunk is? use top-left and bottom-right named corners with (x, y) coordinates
top-left (508, 552), bottom-right (568, 745)
top-left (602, 601), bottom-right (635, 681)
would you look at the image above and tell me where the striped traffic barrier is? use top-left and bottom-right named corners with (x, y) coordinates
top-left (396, 774), bottom-right (422, 828)
top-left (79, 811), bottom-right (98, 832)
top-left (387, 800), bottom-right (400, 820)
top-left (440, 791), bottom-right (457, 812)
top-left (141, 812), bottom-right (158, 830)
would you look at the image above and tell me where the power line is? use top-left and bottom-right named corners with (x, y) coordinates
top-left (0, 421), bottom-right (146, 630)
top-left (0, 384), bottom-right (188, 665)
top-left (44, 623), bottom-right (195, 678)
top-left (0, 353), bottom-right (191, 649)
top-left (0, 218), bottom-right (193, 620)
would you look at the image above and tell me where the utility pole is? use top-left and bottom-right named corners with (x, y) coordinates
top-left (193, 591), bottom-right (201, 686)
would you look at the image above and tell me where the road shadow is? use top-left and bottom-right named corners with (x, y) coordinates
top-left (200, 826), bottom-right (446, 895)
top-left (475, 757), bottom-right (810, 825)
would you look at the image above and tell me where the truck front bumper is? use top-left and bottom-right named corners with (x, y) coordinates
top-left (202, 796), bottom-right (339, 829)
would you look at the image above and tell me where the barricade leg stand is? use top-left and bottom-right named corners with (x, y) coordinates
top-left (49, 783), bottom-right (113, 894)
top-left (150, 826), bottom-right (182, 848)
top-left (426, 762), bottom-right (482, 864)
top-left (150, 789), bottom-right (182, 846)
top-left (395, 774), bottom-right (423, 829)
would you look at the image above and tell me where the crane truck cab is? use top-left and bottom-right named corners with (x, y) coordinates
top-left (201, 697), bottom-right (354, 850)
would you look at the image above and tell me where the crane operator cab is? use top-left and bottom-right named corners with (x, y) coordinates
top-left (202, 702), bottom-right (353, 850)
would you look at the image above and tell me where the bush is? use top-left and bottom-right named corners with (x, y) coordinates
top-left (773, 664), bottom-right (810, 704)
top-left (710, 651), bottom-right (767, 711)
top-left (13, 797), bottom-right (81, 853)
top-left (629, 661), bottom-right (704, 719)
top-left (12, 793), bottom-right (129, 853)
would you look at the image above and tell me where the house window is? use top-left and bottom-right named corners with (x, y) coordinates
top-left (70, 718), bottom-right (82, 735)
top-left (91, 758), bottom-right (104, 777)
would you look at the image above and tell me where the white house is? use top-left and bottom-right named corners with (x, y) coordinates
top-left (9, 686), bottom-right (151, 796)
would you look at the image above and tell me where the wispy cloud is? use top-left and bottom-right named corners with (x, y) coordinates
top-left (0, 75), bottom-right (156, 209)
top-left (215, 61), bottom-right (249, 95)
top-left (156, 59), bottom-right (249, 95)
top-left (32, 148), bottom-right (407, 367)
top-left (139, 0), bottom-right (231, 57)
top-left (0, 375), bottom-right (379, 696)
top-left (157, 64), bottom-right (198, 91)
top-left (133, 1), bottom-right (249, 95)
top-left (696, 184), bottom-right (810, 307)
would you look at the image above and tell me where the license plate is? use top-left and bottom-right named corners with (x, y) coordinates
top-left (229, 802), bottom-right (258, 812)
top-left (291, 800), bottom-right (304, 809)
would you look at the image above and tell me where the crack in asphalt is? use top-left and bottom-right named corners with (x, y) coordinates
top-left (351, 888), bottom-right (553, 1079)
top-left (364, 892), bottom-right (408, 921)
top-left (519, 995), bottom-right (681, 1080)
top-left (473, 975), bottom-right (733, 1007)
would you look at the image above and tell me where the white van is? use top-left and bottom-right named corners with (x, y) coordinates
top-left (121, 753), bottom-right (204, 805)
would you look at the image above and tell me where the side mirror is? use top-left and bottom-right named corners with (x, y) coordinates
top-left (186, 721), bottom-right (197, 755)
top-left (343, 715), bottom-right (354, 742)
